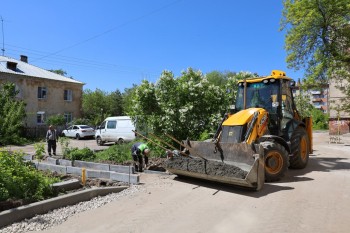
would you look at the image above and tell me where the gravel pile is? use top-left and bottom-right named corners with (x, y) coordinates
top-left (0, 185), bottom-right (144, 233)
top-left (165, 156), bottom-right (248, 179)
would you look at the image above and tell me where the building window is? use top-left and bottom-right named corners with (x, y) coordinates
top-left (64, 112), bottom-right (73, 123)
top-left (37, 112), bottom-right (45, 124)
top-left (64, 89), bottom-right (73, 101)
top-left (38, 87), bottom-right (47, 99)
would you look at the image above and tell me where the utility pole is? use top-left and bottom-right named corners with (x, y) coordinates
top-left (1, 16), bottom-right (4, 56)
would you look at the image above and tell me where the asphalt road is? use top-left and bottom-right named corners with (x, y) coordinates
top-left (25, 132), bottom-right (349, 233)
top-left (3, 132), bottom-right (350, 233)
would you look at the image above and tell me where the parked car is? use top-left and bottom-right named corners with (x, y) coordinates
top-left (95, 116), bottom-right (136, 145)
top-left (61, 125), bottom-right (95, 139)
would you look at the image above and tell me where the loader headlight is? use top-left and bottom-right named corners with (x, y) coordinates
top-left (263, 79), bottom-right (269, 84)
top-left (269, 78), bottom-right (276, 83)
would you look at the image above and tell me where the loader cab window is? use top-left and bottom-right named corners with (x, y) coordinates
top-left (281, 80), bottom-right (295, 138)
top-left (235, 80), bottom-right (279, 113)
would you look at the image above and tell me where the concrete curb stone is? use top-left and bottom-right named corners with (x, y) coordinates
top-left (51, 179), bottom-right (81, 193)
top-left (74, 160), bottom-right (110, 171)
top-left (36, 163), bottom-right (67, 175)
top-left (0, 186), bottom-right (128, 229)
top-left (25, 155), bottom-right (140, 184)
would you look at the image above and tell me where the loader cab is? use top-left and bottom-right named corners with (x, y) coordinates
top-left (235, 71), bottom-right (298, 139)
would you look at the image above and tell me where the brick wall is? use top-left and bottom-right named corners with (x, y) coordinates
top-left (329, 118), bottom-right (350, 135)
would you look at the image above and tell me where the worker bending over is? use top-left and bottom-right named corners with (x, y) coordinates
top-left (131, 142), bottom-right (150, 172)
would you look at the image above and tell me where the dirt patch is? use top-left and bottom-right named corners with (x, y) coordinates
top-left (164, 156), bottom-right (248, 179)
top-left (0, 174), bottom-right (125, 212)
top-left (96, 157), bottom-right (167, 172)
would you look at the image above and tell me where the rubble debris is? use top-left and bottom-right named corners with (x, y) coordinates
top-left (165, 156), bottom-right (248, 179)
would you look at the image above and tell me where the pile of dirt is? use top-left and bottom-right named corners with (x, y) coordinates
top-left (165, 156), bottom-right (248, 179)
top-left (0, 199), bottom-right (31, 212)
top-left (118, 157), bottom-right (167, 172)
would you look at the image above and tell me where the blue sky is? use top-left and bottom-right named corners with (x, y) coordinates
top-left (1, 0), bottom-right (303, 92)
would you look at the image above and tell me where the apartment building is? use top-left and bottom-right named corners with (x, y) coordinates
top-left (328, 78), bottom-right (350, 134)
top-left (0, 55), bottom-right (84, 128)
top-left (292, 81), bottom-right (329, 113)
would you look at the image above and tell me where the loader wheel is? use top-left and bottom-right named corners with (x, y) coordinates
top-left (289, 127), bottom-right (309, 169)
top-left (261, 141), bottom-right (289, 182)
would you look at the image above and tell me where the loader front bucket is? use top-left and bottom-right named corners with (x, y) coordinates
top-left (165, 141), bottom-right (265, 191)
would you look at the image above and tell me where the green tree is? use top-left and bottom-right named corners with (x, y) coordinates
top-left (82, 88), bottom-right (124, 126)
top-left (129, 68), bottom-right (228, 141)
top-left (281, 0), bottom-right (350, 115)
top-left (281, 0), bottom-right (350, 84)
top-left (206, 70), bottom-right (242, 88)
top-left (294, 91), bottom-right (314, 119)
top-left (46, 114), bottom-right (66, 126)
top-left (225, 71), bottom-right (258, 108)
top-left (108, 90), bottom-right (123, 116)
top-left (122, 84), bottom-right (138, 115)
top-left (206, 71), bottom-right (229, 87)
top-left (311, 108), bottom-right (329, 130)
top-left (294, 86), bottom-right (329, 130)
top-left (0, 82), bottom-right (26, 145)
top-left (48, 69), bottom-right (67, 76)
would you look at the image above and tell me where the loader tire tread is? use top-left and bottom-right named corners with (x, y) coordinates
top-left (261, 141), bottom-right (289, 182)
top-left (289, 127), bottom-right (309, 169)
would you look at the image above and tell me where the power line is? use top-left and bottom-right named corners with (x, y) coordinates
top-left (32, 0), bottom-right (182, 62)
top-left (1, 16), bottom-right (5, 56)
top-left (5, 44), bottom-right (160, 77)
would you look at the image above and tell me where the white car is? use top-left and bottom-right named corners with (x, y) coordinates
top-left (61, 125), bottom-right (95, 139)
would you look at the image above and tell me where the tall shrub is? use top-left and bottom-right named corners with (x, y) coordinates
top-left (0, 82), bottom-right (26, 145)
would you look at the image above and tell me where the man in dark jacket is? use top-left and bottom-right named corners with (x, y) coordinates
top-left (131, 142), bottom-right (150, 172)
top-left (46, 125), bottom-right (58, 156)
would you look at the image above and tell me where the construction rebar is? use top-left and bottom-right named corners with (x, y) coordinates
top-left (132, 130), bottom-right (168, 151)
top-left (165, 133), bottom-right (208, 161)
top-left (148, 132), bottom-right (189, 157)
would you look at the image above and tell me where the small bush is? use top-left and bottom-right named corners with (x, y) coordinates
top-left (34, 141), bottom-right (46, 160)
top-left (0, 150), bottom-right (59, 202)
top-left (71, 118), bottom-right (91, 126)
top-left (95, 143), bottom-right (131, 163)
top-left (147, 143), bottom-right (166, 158)
top-left (65, 147), bottom-right (95, 161)
top-left (45, 114), bottom-right (66, 126)
top-left (199, 130), bottom-right (212, 141)
top-left (59, 137), bottom-right (70, 159)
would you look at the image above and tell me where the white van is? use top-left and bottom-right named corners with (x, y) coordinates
top-left (95, 116), bottom-right (136, 145)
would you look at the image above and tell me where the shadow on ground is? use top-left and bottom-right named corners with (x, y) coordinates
top-left (171, 153), bottom-right (350, 198)
top-left (172, 176), bottom-right (294, 198)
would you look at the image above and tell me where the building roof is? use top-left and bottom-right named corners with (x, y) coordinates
top-left (0, 55), bottom-right (84, 85)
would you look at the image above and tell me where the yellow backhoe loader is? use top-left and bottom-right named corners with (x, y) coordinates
top-left (165, 70), bottom-right (312, 190)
